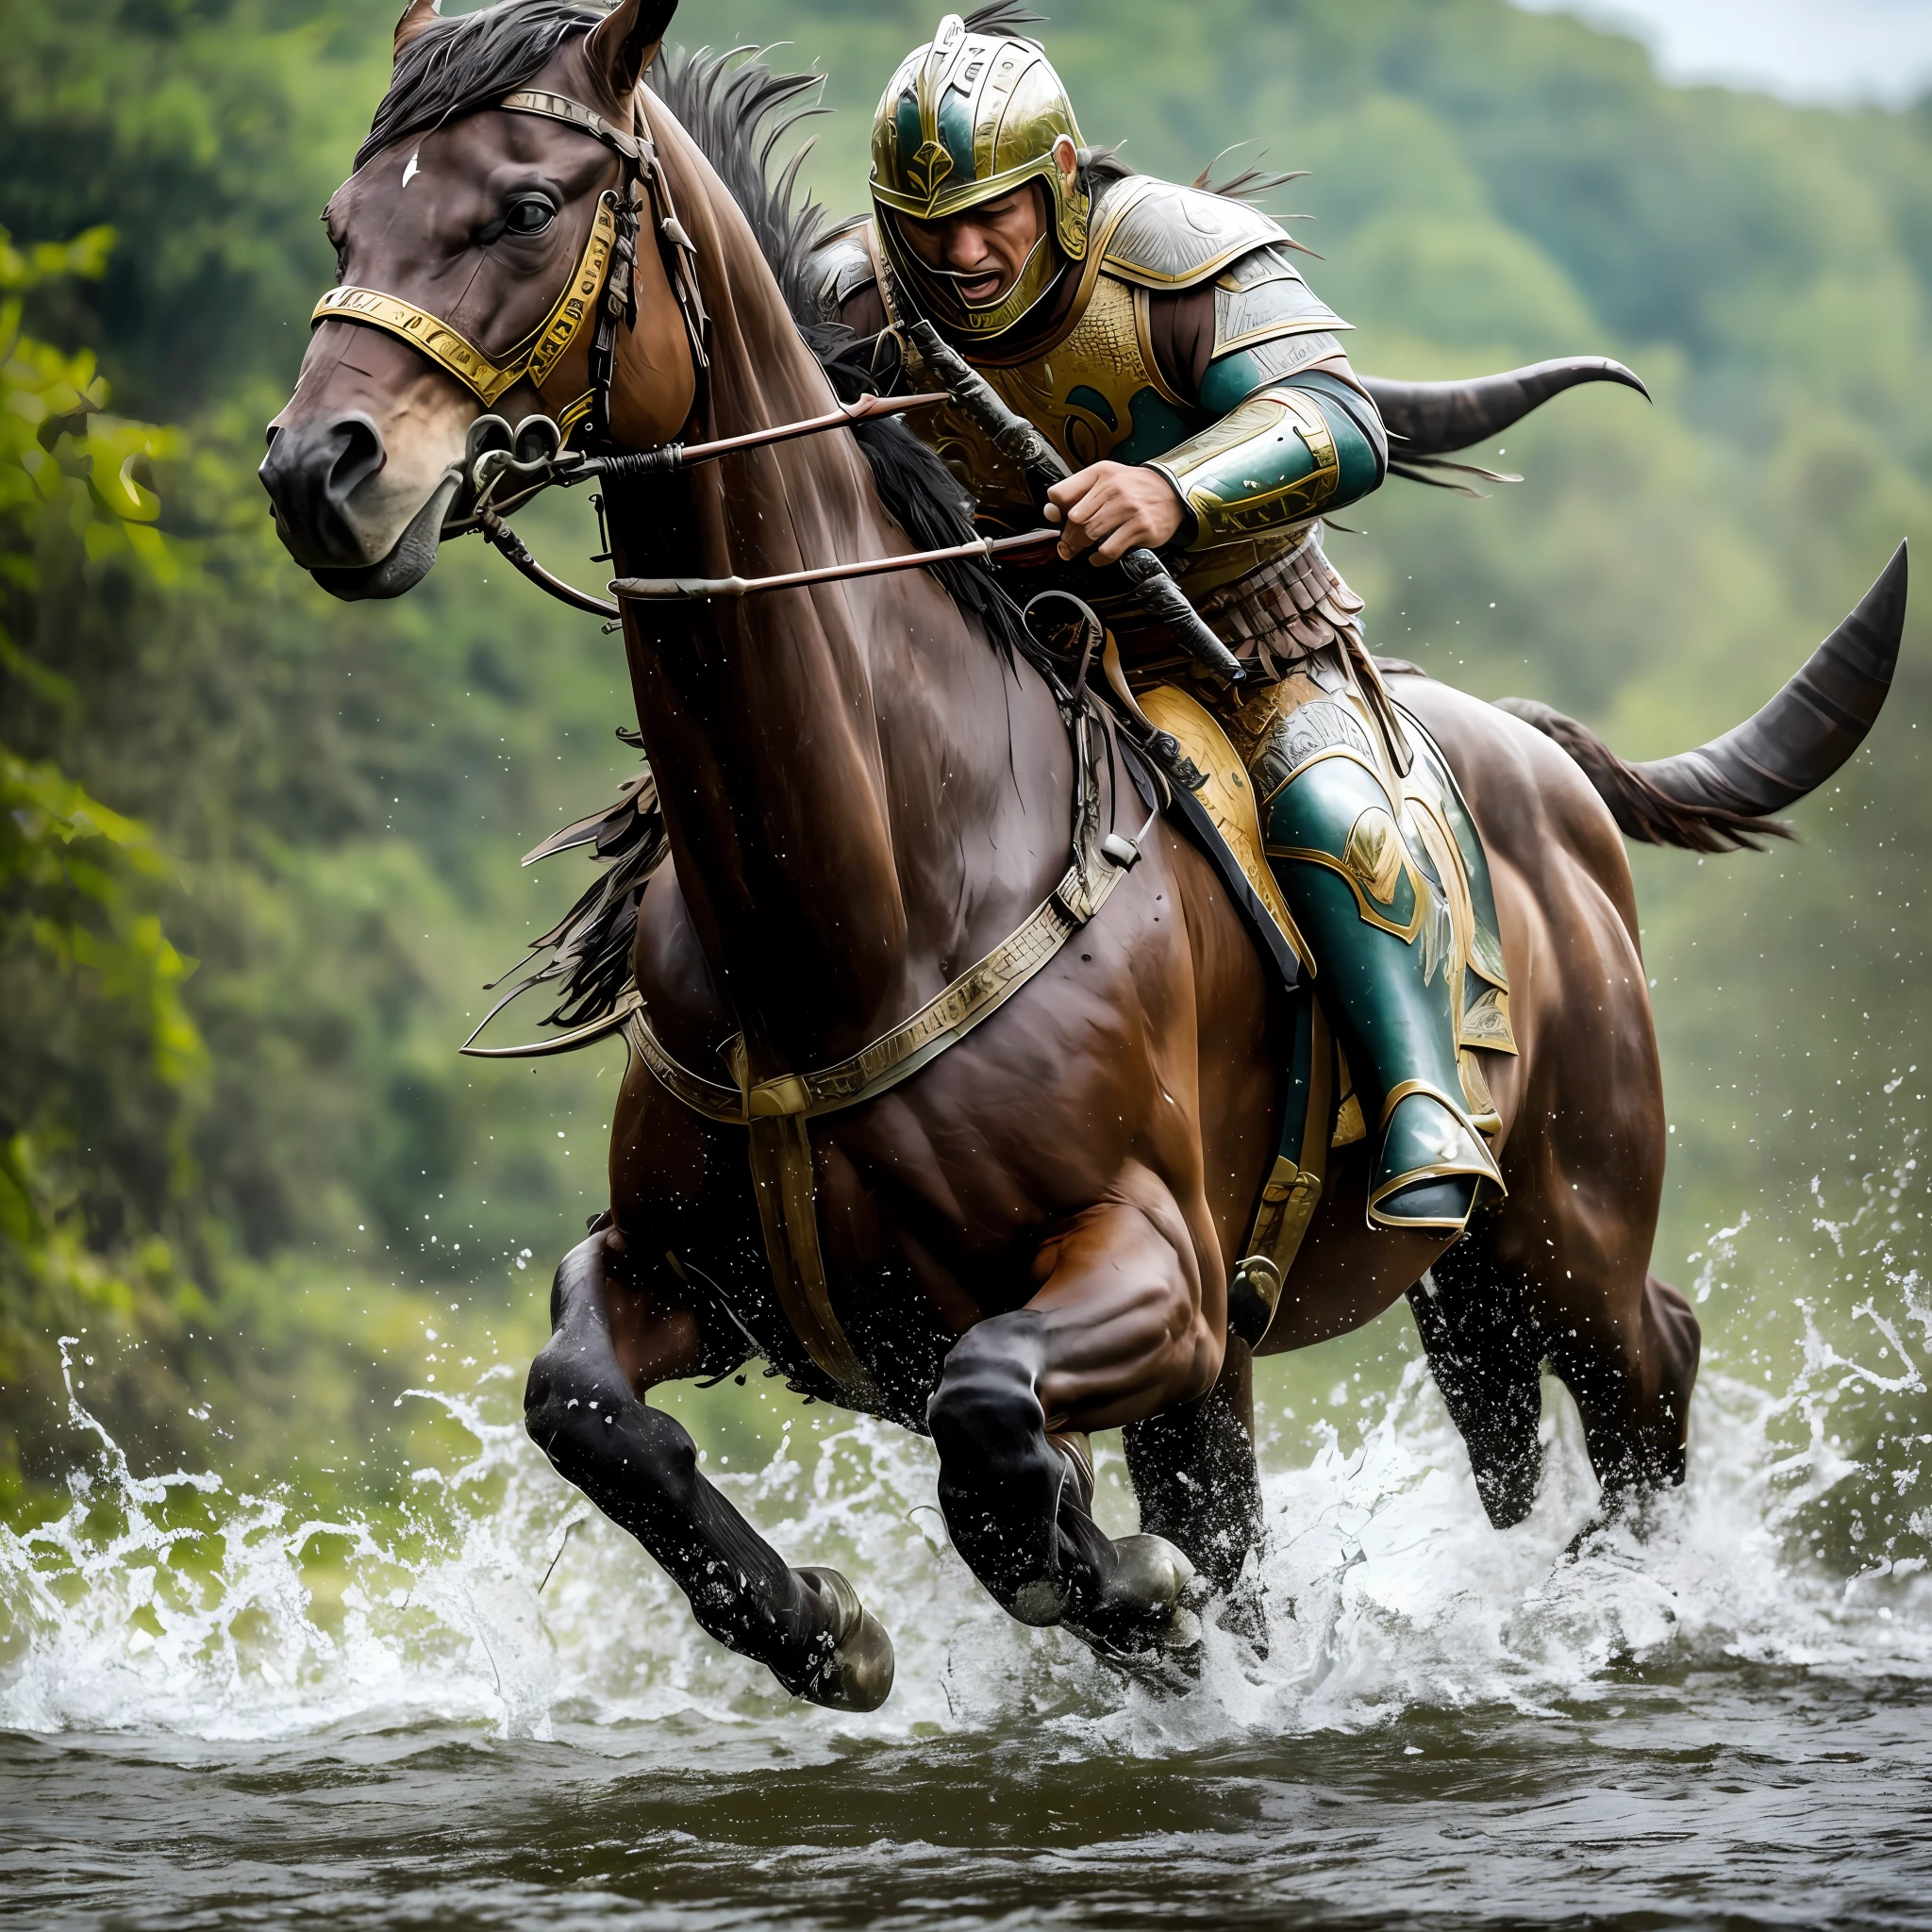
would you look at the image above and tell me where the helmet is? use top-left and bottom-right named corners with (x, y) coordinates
top-left (870, 12), bottom-right (1090, 344)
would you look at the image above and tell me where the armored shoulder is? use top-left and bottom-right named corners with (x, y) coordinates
top-left (1097, 180), bottom-right (1347, 369)
top-left (1209, 244), bottom-right (1349, 362)
top-left (808, 218), bottom-right (880, 327)
top-left (1098, 178), bottom-right (1292, 290)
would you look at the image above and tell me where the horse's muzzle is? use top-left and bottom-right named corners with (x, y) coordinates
top-left (259, 413), bottom-right (459, 600)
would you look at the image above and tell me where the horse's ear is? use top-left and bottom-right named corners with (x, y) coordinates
top-left (392, 0), bottom-right (441, 67)
top-left (586, 0), bottom-right (676, 102)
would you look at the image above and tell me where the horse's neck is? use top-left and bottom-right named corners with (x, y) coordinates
top-left (610, 116), bottom-right (1065, 1070)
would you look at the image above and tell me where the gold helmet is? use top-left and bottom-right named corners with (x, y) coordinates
top-left (870, 12), bottom-right (1090, 344)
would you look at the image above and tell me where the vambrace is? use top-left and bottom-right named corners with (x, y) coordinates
top-left (1150, 371), bottom-right (1387, 552)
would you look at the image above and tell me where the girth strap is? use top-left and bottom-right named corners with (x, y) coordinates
top-left (624, 856), bottom-right (1129, 1127)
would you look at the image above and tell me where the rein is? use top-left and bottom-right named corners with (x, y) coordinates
top-left (453, 388), bottom-right (975, 618)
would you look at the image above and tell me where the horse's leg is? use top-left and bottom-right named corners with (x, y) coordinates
top-left (1406, 1226), bottom-right (1547, 1528)
top-left (1546, 1266), bottom-right (1702, 1504)
top-left (1122, 1339), bottom-right (1264, 1597)
top-left (926, 1169), bottom-right (1218, 1658)
top-left (1482, 1030), bottom-right (1700, 1515)
top-left (1410, 1210), bottom-right (1698, 1525)
top-left (525, 1224), bottom-right (893, 1708)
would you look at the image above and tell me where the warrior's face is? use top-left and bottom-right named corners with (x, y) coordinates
top-left (870, 15), bottom-right (1091, 343)
top-left (892, 139), bottom-right (1074, 311)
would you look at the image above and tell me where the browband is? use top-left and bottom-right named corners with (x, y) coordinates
top-left (497, 88), bottom-right (642, 160)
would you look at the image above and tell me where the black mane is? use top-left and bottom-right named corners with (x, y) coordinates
top-left (650, 40), bottom-right (1027, 659)
top-left (649, 43), bottom-right (831, 328)
top-left (357, 0), bottom-right (600, 171)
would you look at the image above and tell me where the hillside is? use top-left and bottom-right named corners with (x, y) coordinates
top-left (0, 0), bottom-right (1926, 1509)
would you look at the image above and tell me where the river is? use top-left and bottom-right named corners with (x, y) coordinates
top-left (5, 1190), bottom-right (1930, 1928)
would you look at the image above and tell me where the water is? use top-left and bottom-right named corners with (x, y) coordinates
top-left (6, 1187), bottom-right (1932, 1927)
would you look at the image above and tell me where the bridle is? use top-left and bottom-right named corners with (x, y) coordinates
top-left (308, 79), bottom-right (1241, 694)
top-left (313, 86), bottom-right (708, 448)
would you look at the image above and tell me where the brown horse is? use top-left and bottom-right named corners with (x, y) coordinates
top-left (260, 0), bottom-right (1905, 1708)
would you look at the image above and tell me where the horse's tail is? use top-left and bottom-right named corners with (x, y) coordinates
top-left (1495, 542), bottom-right (1908, 854)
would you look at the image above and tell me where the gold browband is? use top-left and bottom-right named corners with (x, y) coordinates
top-left (311, 190), bottom-right (619, 408)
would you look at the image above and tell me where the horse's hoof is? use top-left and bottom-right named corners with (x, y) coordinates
top-left (1111, 1533), bottom-right (1203, 1617)
top-left (1064, 1535), bottom-right (1206, 1680)
top-left (794, 1566), bottom-right (895, 1711)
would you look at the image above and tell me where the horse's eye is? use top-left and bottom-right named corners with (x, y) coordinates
top-left (504, 197), bottom-right (555, 236)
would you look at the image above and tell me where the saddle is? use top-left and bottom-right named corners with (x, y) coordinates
top-left (1132, 665), bottom-right (1516, 1341)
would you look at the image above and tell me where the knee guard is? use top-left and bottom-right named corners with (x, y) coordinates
top-left (1262, 716), bottom-right (1502, 1233)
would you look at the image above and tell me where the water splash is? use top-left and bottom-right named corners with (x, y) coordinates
top-left (5, 1220), bottom-right (1932, 1750)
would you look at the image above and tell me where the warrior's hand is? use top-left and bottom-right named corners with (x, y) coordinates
top-left (1046, 461), bottom-right (1187, 564)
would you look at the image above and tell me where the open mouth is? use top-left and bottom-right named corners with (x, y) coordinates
top-left (958, 272), bottom-right (1005, 305)
top-left (308, 469), bottom-right (462, 603)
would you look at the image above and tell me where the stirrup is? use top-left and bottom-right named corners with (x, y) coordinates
top-left (1368, 1084), bottom-right (1500, 1234)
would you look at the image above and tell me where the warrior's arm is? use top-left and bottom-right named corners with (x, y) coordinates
top-left (1150, 354), bottom-right (1387, 549)
top-left (1144, 275), bottom-right (1389, 550)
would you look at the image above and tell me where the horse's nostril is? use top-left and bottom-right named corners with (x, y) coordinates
top-left (258, 410), bottom-right (390, 568)
top-left (322, 412), bottom-right (387, 511)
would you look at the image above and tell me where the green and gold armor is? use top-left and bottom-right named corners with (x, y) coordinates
top-left (844, 17), bottom-right (1507, 1248)
top-left (1255, 684), bottom-right (1507, 1233)
top-left (1151, 372), bottom-right (1386, 551)
top-left (865, 173), bottom-right (1370, 600)
top-left (870, 13), bottom-right (1091, 341)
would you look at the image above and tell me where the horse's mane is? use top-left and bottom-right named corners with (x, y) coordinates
top-left (358, 0), bottom-right (599, 170)
top-left (647, 42), bottom-right (1026, 659)
top-left (403, 9), bottom-right (1027, 1041)
top-left (649, 44), bottom-right (830, 331)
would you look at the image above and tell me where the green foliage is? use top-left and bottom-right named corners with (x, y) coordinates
top-left (0, 201), bottom-right (628, 1506)
top-left (0, 0), bottom-right (1926, 1518)
top-left (0, 230), bottom-right (213, 1509)
top-left (0, 0), bottom-right (374, 418)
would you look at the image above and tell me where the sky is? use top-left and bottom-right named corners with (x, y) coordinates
top-left (1512, 0), bottom-right (1932, 107)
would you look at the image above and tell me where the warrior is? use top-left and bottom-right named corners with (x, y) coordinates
top-left (813, 7), bottom-right (1501, 1237)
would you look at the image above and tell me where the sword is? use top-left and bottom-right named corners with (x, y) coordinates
top-left (908, 320), bottom-right (1245, 685)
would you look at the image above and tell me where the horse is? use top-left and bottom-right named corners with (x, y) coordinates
top-left (259, 0), bottom-right (1906, 1709)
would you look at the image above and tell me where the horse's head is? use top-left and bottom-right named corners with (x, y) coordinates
top-left (261, 0), bottom-right (693, 599)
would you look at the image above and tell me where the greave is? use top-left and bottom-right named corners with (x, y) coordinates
top-left (1263, 734), bottom-right (1501, 1233)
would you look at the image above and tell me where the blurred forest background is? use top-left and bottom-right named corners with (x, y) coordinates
top-left (2, 0), bottom-right (1928, 1531)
